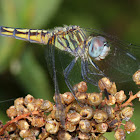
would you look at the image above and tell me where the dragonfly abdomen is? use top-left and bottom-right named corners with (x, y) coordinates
top-left (0, 26), bottom-right (52, 44)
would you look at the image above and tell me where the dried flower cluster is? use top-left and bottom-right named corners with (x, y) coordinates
top-left (0, 70), bottom-right (140, 140)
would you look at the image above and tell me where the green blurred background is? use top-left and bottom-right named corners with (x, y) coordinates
top-left (0, 0), bottom-right (140, 139)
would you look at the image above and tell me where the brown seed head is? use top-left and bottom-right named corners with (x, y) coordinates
top-left (62, 92), bottom-right (75, 105)
top-left (94, 110), bottom-right (108, 123)
top-left (17, 120), bottom-right (29, 130)
top-left (120, 107), bottom-right (134, 121)
top-left (98, 77), bottom-right (117, 94)
top-left (77, 81), bottom-right (87, 92)
top-left (114, 128), bottom-right (125, 140)
top-left (65, 121), bottom-right (76, 132)
top-left (67, 112), bottom-right (81, 125)
top-left (80, 106), bottom-right (94, 119)
top-left (31, 116), bottom-right (45, 127)
top-left (133, 69), bottom-right (140, 85)
top-left (57, 130), bottom-right (72, 140)
top-left (45, 119), bottom-right (60, 134)
top-left (105, 95), bottom-right (116, 105)
top-left (87, 93), bottom-right (102, 106)
top-left (103, 106), bottom-right (115, 120)
top-left (96, 123), bottom-right (108, 133)
top-left (24, 94), bottom-right (35, 106)
top-left (125, 121), bottom-right (136, 133)
top-left (40, 100), bottom-right (53, 112)
top-left (6, 106), bottom-right (17, 118)
top-left (79, 120), bottom-right (92, 133)
top-left (115, 90), bottom-right (126, 104)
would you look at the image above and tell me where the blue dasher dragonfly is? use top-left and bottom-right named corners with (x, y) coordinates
top-left (0, 25), bottom-right (139, 123)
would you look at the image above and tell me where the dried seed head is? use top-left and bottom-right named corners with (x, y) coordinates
top-left (79, 120), bottom-right (92, 133)
top-left (109, 82), bottom-right (117, 95)
top-left (66, 102), bottom-right (82, 113)
top-left (115, 90), bottom-right (126, 104)
top-left (103, 106), bottom-right (115, 120)
top-left (1, 80), bottom-right (138, 139)
top-left (114, 128), bottom-right (125, 140)
top-left (108, 119), bottom-right (118, 129)
top-left (38, 129), bottom-right (49, 139)
top-left (73, 84), bottom-right (78, 93)
top-left (98, 77), bottom-right (117, 94)
top-left (40, 100), bottom-right (53, 112)
top-left (78, 132), bottom-right (90, 140)
top-left (45, 119), bottom-right (60, 134)
top-left (6, 123), bottom-right (17, 132)
top-left (27, 103), bottom-right (35, 112)
top-left (6, 106), bottom-right (17, 118)
top-left (31, 116), bottom-right (45, 127)
top-left (94, 110), bottom-right (108, 123)
top-left (14, 97), bottom-right (24, 106)
top-left (62, 92), bottom-right (75, 105)
top-left (51, 104), bottom-right (66, 121)
top-left (120, 107), bottom-right (134, 121)
top-left (34, 99), bottom-right (43, 109)
top-left (76, 92), bottom-right (88, 103)
top-left (9, 134), bottom-right (21, 140)
top-left (24, 94), bottom-right (35, 106)
top-left (57, 130), bottom-right (72, 140)
top-left (96, 123), bottom-right (108, 133)
top-left (87, 93), bottom-right (102, 106)
top-left (15, 104), bottom-right (29, 116)
top-left (133, 69), bottom-right (140, 85)
top-left (19, 129), bottom-right (33, 138)
top-left (30, 127), bottom-right (40, 137)
top-left (67, 112), bottom-right (81, 125)
top-left (80, 106), bottom-right (94, 119)
top-left (65, 121), bottom-right (76, 132)
top-left (17, 120), bottom-right (29, 130)
top-left (53, 94), bottom-right (64, 105)
top-left (105, 95), bottom-right (116, 106)
top-left (125, 121), bottom-right (136, 133)
top-left (77, 81), bottom-right (87, 92)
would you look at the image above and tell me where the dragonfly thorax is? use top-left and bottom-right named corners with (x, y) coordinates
top-left (88, 36), bottom-right (110, 61)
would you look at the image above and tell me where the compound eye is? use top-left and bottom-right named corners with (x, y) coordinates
top-left (88, 36), bottom-right (106, 58)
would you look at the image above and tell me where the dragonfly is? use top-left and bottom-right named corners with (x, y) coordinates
top-left (0, 25), bottom-right (139, 124)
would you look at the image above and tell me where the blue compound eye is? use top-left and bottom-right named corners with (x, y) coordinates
top-left (88, 36), bottom-right (110, 60)
top-left (88, 36), bottom-right (106, 58)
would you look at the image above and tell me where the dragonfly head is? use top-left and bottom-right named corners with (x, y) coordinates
top-left (88, 36), bottom-right (110, 61)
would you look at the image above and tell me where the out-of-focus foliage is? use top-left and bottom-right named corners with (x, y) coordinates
top-left (0, 0), bottom-right (140, 139)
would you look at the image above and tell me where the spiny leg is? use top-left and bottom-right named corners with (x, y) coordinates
top-left (81, 59), bottom-right (110, 99)
top-left (81, 59), bottom-right (98, 86)
top-left (63, 58), bottom-right (79, 101)
top-left (48, 37), bottom-right (65, 127)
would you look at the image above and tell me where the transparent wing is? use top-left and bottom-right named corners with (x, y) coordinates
top-left (45, 43), bottom-right (67, 126)
top-left (85, 28), bottom-right (140, 82)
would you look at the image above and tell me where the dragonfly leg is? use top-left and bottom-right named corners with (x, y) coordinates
top-left (81, 59), bottom-right (98, 86)
top-left (87, 58), bottom-right (105, 76)
top-left (63, 57), bottom-right (79, 101)
top-left (81, 59), bottom-right (110, 99)
top-left (49, 41), bottom-right (65, 127)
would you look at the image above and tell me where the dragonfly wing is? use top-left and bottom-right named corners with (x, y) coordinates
top-left (94, 37), bottom-right (140, 82)
top-left (45, 43), bottom-right (67, 126)
top-left (85, 28), bottom-right (140, 82)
